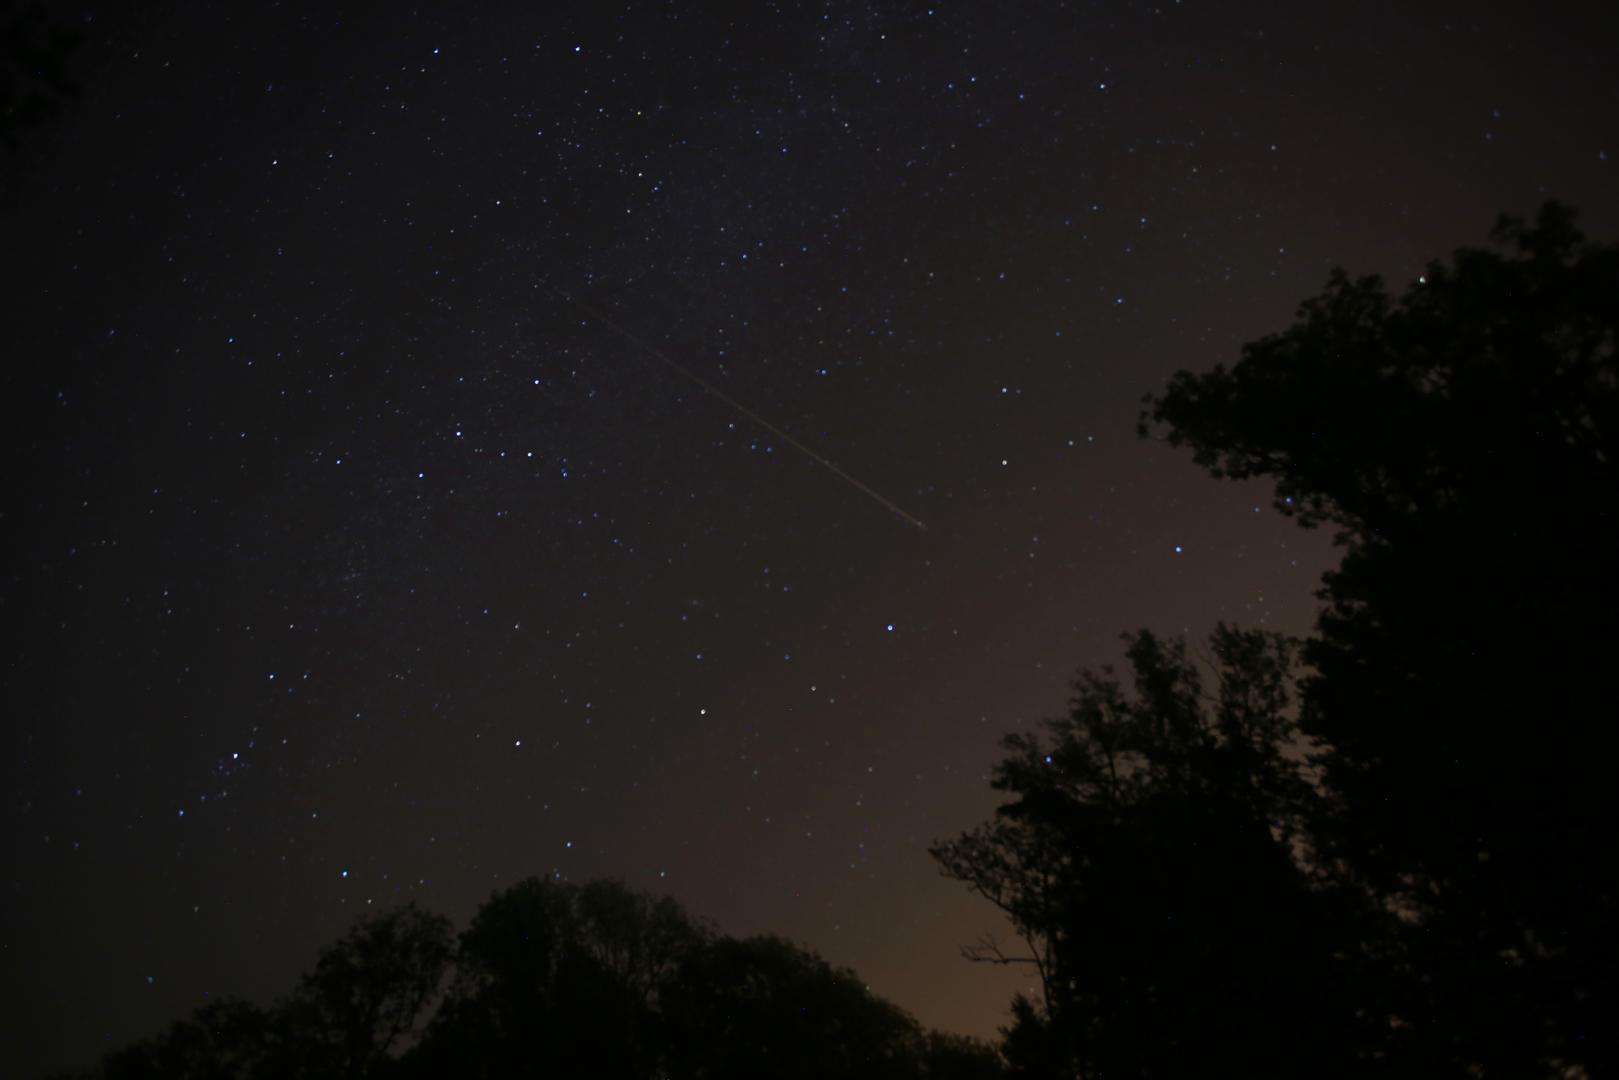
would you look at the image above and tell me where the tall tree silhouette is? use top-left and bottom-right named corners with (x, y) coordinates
top-left (282, 903), bottom-right (454, 1078)
top-left (409, 877), bottom-right (707, 1079)
top-left (933, 626), bottom-right (1368, 1078)
top-left (1142, 203), bottom-right (1618, 1075)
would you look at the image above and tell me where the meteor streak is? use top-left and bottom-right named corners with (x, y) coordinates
top-left (553, 288), bottom-right (928, 532)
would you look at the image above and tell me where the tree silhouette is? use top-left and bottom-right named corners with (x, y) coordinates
top-left (72, 876), bottom-right (1003, 1079)
top-left (660, 934), bottom-right (931, 1080)
top-left (1142, 203), bottom-right (1618, 1075)
top-left (92, 998), bottom-right (272, 1080)
top-left (72, 905), bottom-right (453, 1080)
top-left (285, 903), bottom-right (454, 1078)
top-left (920, 1031), bottom-right (1010, 1080)
top-left (409, 876), bottom-right (705, 1079)
top-left (933, 625), bottom-right (1369, 1078)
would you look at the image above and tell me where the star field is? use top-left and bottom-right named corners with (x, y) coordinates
top-left (5, 2), bottom-right (1616, 1073)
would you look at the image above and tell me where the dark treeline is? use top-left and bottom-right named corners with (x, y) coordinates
top-left (56, 878), bottom-right (1005, 1080)
top-left (63, 206), bottom-right (1615, 1078)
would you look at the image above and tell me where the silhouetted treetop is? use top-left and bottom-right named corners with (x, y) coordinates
top-left (662, 934), bottom-right (930, 1080)
top-left (292, 903), bottom-right (454, 1078)
top-left (1142, 201), bottom-right (1616, 542)
top-left (72, 877), bottom-right (1005, 1080)
top-left (934, 625), bottom-right (1368, 1079)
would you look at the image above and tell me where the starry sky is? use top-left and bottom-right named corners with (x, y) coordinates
top-left (5, 2), bottom-right (1616, 1073)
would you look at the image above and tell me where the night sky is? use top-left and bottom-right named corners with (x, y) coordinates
top-left (6, 2), bottom-right (1616, 1073)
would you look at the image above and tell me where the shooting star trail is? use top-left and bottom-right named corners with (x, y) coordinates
top-left (552, 288), bottom-right (928, 532)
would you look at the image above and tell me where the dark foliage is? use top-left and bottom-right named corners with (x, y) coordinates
top-left (289, 903), bottom-right (455, 1077)
top-left (660, 934), bottom-right (927, 1080)
top-left (78, 905), bottom-right (454, 1080)
top-left (1139, 203), bottom-right (1616, 1075)
top-left (934, 626), bottom-right (1373, 1078)
top-left (71, 878), bottom-right (1005, 1080)
top-left (921, 1031), bottom-right (1012, 1080)
top-left (411, 877), bottom-right (703, 1079)
top-left (928, 205), bottom-right (1614, 1078)
top-left (94, 998), bottom-right (273, 1080)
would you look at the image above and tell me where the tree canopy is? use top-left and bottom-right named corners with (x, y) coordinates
top-left (1140, 202), bottom-right (1616, 1074)
top-left (928, 204), bottom-right (1615, 1078)
top-left (69, 878), bottom-right (1004, 1080)
top-left (933, 626), bottom-right (1371, 1078)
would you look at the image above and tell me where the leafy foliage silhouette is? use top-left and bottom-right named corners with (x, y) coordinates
top-left (661, 934), bottom-right (928, 1080)
top-left (81, 905), bottom-right (453, 1080)
top-left (413, 877), bottom-right (704, 1079)
top-left (932, 204), bottom-right (1615, 1078)
top-left (934, 626), bottom-right (1368, 1078)
top-left (68, 878), bottom-right (1005, 1080)
top-left (1141, 202), bottom-right (1617, 1075)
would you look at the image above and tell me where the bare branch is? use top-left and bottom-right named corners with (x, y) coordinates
top-left (960, 932), bottom-right (1041, 967)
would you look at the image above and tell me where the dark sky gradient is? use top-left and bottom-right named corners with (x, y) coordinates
top-left (6, 2), bottom-right (1616, 1073)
